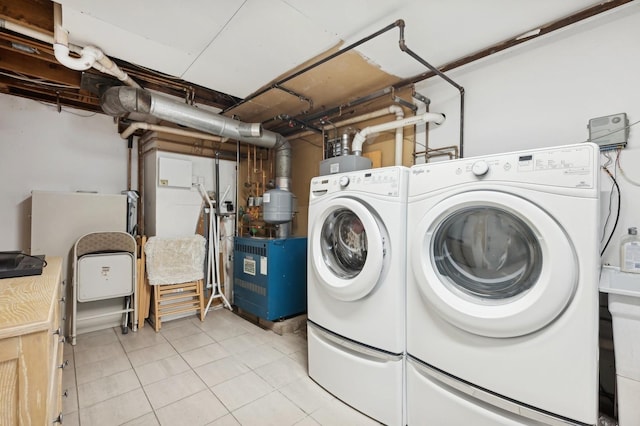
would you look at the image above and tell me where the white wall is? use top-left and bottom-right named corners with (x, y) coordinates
top-left (0, 95), bottom-right (134, 251)
top-left (416, 3), bottom-right (640, 266)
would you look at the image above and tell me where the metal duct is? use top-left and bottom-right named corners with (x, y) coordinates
top-left (100, 86), bottom-right (292, 236)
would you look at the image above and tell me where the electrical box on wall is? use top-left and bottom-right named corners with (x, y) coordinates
top-left (158, 157), bottom-right (193, 188)
top-left (588, 113), bottom-right (629, 150)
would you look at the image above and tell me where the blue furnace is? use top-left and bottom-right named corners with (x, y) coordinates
top-left (233, 236), bottom-right (307, 321)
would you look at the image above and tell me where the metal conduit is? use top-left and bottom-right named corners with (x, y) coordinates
top-left (225, 19), bottom-right (464, 157)
top-left (223, 21), bottom-right (404, 114)
top-left (396, 20), bottom-right (465, 158)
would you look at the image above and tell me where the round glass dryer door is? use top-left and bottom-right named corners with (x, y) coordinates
top-left (433, 206), bottom-right (542, 301)
top-left (411, 190), bottom-right (577, 338)
top-left (310, 198), bottom-right (387, 301)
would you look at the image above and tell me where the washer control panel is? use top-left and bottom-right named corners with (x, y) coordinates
top-left (410, 143), bottom-right (598, 195)
top-left (311, 167), bottom-right (408, 198)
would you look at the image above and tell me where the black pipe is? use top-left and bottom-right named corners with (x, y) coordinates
top-left (223, 20), bottom-right (404, 114)
top-left (396, 21), bottom-right (465, 158)
top-left (273, 84), bottom-right (313, 112)
top-left (275, 87), bottom-right (394, 137)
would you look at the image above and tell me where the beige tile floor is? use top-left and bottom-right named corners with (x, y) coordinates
top-left (61, 308), bottom-right (381, 426)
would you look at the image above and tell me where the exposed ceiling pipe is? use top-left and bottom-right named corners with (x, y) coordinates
top-left (120, 122), bottom-right (225, 142)
top-left (52, 2), bottom-right (140, 88)
top-left (351, 112), bottom-right (445, 156)
top-left (223, 21), bottom-right (404, 114)
top-left (396, 19), bottom-right (464, 158)
top-left (0, 18), bottom-right (54, 44)
top-left (101, 86), bottom-right (293, 237)
top-left (290, 105), bottom-right (407, 140)
top-left (102, 87), bottom-right (263, 140)
top-left (388, 105), bottom-right (405, 166)
top-left (412, 94), bottom-right (430, 165)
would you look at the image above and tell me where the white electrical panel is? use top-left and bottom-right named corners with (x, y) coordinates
top-left (588, 113), bottom-right (629, 150)
top-left (158, 157), bottom-right (192, 188)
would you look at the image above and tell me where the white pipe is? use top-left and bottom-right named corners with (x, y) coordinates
top-left (388, 105), bottom-right (404, 166)
top-left (1, 18), bottom-right (54, 44)
top-left (413, 97), bottom-right (428, 165)
top-left (93, 51), bottom-right (141, 87)
top-left (352, 112), bottom-right (445, 156)
top-left (120, 122), bottom-right (224, 141)
top-left (53, 3), bottom-right (97, 70)
top-left (52, 2), bottom-right (140, 87)
top-left (287, 106), bottom-right (406, 141)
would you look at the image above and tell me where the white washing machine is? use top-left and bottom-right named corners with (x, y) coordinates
top-left (406, 143), bottom-right (600, 425)
top-left (307, 166), bottom-right (409, 426)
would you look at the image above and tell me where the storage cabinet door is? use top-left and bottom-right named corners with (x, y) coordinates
top-left (0, 332), bottom-right (50, 425)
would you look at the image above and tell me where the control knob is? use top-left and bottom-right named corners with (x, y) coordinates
top-left (472, 160), bottom-right (489, 176)
top-left (339, 176), bottom-right (350, 187)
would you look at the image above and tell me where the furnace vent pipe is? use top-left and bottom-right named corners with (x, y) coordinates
top-left (102, 87), bottom-right (263, 142)
top-left (351, 112), bottom-right (445, 156)
top-left (101, 86), bottom-right (293, 235)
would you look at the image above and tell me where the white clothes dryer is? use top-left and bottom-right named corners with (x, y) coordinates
top-left (307, 166), bottom-right (409, 426)
top-left (406, 143), bottom-right (600, 425)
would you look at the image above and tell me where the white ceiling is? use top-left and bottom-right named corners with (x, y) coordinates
top-left (57, 0), bottom-right (603, 99)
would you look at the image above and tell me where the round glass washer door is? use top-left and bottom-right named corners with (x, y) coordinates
top-left (309, 197), bottom-right (387, 301)
top-left (411, 190), bottom-right (577, 338)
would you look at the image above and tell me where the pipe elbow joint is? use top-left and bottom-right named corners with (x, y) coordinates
top-left (82, 45), bottom-right (104, 62)
top-left (54, 43), bottom-right (96, 71)
top-left (351, 134), bottom-right (366, 155)
top-left (388, 105), bottom-right (404, 119)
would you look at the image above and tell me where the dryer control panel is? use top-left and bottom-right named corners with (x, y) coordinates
top-left (310, 166), bottom-right (409, 198)
top-left (410, 143), bottom-right (598, 196)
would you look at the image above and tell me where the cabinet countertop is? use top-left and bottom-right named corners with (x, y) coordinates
top-left (0, 257), bottom-right (62, 339)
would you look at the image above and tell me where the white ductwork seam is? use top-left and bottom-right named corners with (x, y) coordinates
top-left (351, 112), bottom-right (445, 156)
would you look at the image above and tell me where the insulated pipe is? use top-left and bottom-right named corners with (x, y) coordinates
top-left (352, 112), bottom-right (445, 156)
